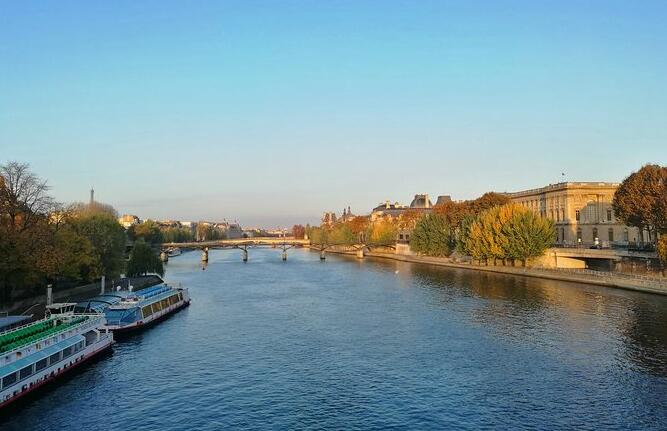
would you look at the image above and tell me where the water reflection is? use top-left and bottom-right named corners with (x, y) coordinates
top-left (365, 256), bottom-right (667, 377)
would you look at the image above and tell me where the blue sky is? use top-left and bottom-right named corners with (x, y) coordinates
top-left (1, 1), bottom-right (665, 227)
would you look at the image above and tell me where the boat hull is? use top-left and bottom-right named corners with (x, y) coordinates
top-left (0, 338), bottom-right (113, 411)
top-left (104, 298), bottom-right (190, 335)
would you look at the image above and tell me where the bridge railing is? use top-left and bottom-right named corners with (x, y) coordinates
top-left (531, 266), bottom-right (667, 285)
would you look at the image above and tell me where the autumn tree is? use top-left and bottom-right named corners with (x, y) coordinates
top-left (329, 223), bottom-right (355, 245)
top-left (469, 192), bottom-right (511, 215)
top-left (502, 209), bottom-right (555, 266)
top-left (292, 224), bottom-right (306, 239)
top-left (613, 164), bottom-right (667, 245)
top-left (307, 226), bottom-right (329, 245)
top-left (465, 204), bottom-right (554, 265)
top-left (367, 219), bottom-right (398, 245)
top-left (658, 236), bottom-right (667, 275)
top-left (410, 214), bottom-right (455, 257)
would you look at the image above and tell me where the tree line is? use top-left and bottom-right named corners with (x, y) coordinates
top-left (308, 162), bottom-right (667, 270)
top-left (0, 162), bottom-right (165, 305)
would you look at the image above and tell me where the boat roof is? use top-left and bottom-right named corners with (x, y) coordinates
top-left (0, 335), bottom-right (84, 377)
top-left (0, 316), bottom-right (32, 332)
top-left (108, 284), bottom-right (180, 309)
top-left (75, 292), bottom-right (130, 313)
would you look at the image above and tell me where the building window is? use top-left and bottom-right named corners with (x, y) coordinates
top-left (575, 210), bottom-right (580, 221)
top-left (608, 228), bottom-right (614, 242)
top-left (561, 209), bottom-right (565, 221)
top-left (577, 228), bottom-right (582, 243)
top-left (593, 227), bottom-right (598, 240)
top-left (607, 209), bottom-right (612, 222)
top-left (623, 229), bottom-right (629, 242)
top-left (560, 228), bottom-right (565, 243)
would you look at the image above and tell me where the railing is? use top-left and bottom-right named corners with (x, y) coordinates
top-left (530, 266), bottom-right (667, 287)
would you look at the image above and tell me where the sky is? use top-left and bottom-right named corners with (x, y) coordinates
top-left (1, 1), bottom-right (666, 227)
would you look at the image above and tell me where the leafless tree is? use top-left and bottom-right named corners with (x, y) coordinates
top-left (0, 161), bottom-right (56, 231)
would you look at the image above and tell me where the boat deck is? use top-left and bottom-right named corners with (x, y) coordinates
top-left (0, 317), bottom-right (90, 354)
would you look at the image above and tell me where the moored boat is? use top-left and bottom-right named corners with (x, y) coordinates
top-left (102, 283), bottom-right (190, 333)
top-left (0, 303), bottom-right (113, 409)
top-left (167, 247), bottom-right (182, 257)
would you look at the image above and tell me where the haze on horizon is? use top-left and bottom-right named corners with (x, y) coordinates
top-left (1, 1), bottom-right (665, 227)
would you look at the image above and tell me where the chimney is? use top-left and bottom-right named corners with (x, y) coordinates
top-left (90, 187), bottom-right (95, 204)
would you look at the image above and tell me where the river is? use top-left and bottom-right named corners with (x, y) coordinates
top-left (3, 248), bottom-right (667, 430)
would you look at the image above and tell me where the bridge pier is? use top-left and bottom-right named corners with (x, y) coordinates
top-left (201, 247), bottom-right (209, 263)
top-left (282, 250), bottom-right (287, 261)
top-left (160, 251), bottom-right (169, 263)
top-left (242, 248), bottom-right (248, 262)
top-left (320, 250), bottom-right (326, 260)
top-left (356, 248), bottom-right (365, 259)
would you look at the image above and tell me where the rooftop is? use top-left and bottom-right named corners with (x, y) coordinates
top-left (507, 182), bottom-right (621, 197)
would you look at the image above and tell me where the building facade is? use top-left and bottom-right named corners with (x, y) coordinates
top-left (507, 182), bottom-right (642, 247)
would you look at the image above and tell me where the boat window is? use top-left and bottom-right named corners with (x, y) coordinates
top-left (19, 365), bottom-right (32, 380)
top-left (142, 305), bottom-right (153, 318)
top-left (35, 358), bottom-right (48, 372)
top-left (2, 372), bottom-right (17, 388)
top-left (62, 346), bottom-right (73, 358)
top-left (49, 352), bottom-right (61, 365)
top-left (178, 293), bottom-right (183, 302)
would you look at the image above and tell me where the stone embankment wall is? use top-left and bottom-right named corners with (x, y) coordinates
top-left (319, 246), bottom-right (667, 296)
top-left (1, 275), bottom-right (163, 316)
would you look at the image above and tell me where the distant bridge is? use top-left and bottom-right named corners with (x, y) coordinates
top-left (162, 237), bottom-right (311, 262)
top-left (161, 238), bottom-right (396, 262)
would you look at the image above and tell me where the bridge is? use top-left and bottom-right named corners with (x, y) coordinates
top-left (541, 247), bottom-right (657, 271)
top-left (162, 238), bottom-right (311, 262)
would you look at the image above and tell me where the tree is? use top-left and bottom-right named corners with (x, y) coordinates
top-left (329, 223), bottom-right (355, 245)
top-left (503, 209), bottom-right (555, 266)
top-left (0, 161), bottom-right (56, 232)
top-left (432, 200), bottom-right (470, 227)
top-left (613, 164), bottom-right (667, 245)
top-left (367, 219), bottom-right (398, 245)
top-left (128, 219), bottom-right (163, 244)
top-left (71, 214), bottom-right (126, 278)
top-left (410, 214), bottom-right (454, 257)
top-left (0, 162), bottom-right (57, 302)
top-left (465, 204), bottom-right (554, 265)
top-left (308, 226), bottom-right (329, 245)
top-left (468, 192), bottom-right (511, 215)
top-left (126, 240), bottom-right (164, 277)
top-left (292, 224), bottom-right (306, 239)
top-left (658, 236), bottom-right (667, 275)
top-left (68, 201), bottom-right (118, 218)
top-left (51, 225), bottom-right (101, 281)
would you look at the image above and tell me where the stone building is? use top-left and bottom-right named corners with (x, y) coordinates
top-left (507, 182), bottom-right (643, 247)
top-left (118, 214), bottom-right (141, 229)
top-left (321, 211), bottom-right (337, 226)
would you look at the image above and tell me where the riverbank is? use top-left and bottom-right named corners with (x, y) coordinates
top-left (318, 247), bottom-right (667, 296)
top-left (1, 275), bottom-right (163, 316)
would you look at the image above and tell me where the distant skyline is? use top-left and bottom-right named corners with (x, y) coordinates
top-left (1, 1), bottom-right (666, 226)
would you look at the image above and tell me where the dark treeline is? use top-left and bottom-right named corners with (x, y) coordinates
top-left (0, 162), bottom-right (169, 305)
top-left (0, 162), bottom-right (126, 304)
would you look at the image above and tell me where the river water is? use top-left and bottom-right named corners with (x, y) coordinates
top-left (3, 248), bottom-right (667, 430)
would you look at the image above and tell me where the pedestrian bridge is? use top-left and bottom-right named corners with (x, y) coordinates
top-left (161, 238), bottom-right (311, 262)
top-left (163, 238), bottom-right (311, 249)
